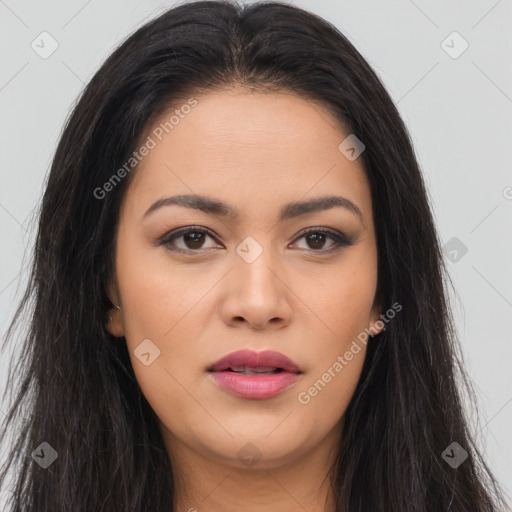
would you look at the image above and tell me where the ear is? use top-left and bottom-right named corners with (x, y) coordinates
top-left (105, 282), bottom-right (125, 338)
top-left (368, 294), bottom-right (385, 337)
top-left (106, 306), bottom-right (125, 338)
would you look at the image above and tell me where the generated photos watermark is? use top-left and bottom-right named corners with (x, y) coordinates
top-left (297, 301), bottom-right (402, 405)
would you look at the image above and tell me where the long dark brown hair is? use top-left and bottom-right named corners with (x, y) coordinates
top-left (0, 1), bottom-right (509, 510)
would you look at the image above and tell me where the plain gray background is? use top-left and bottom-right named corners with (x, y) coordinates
top-left (1, 0), bottom-right (511, 506)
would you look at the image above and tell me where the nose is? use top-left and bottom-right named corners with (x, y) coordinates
top-left (220, 244), bottom-right (292, 331)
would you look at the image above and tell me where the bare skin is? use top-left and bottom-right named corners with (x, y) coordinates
top-left (106, 86), bottom-right (383, 512)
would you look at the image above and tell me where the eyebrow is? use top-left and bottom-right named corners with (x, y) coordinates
top-left (142, 194), bottom-right (364, 224)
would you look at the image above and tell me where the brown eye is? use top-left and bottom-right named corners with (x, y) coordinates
top-left (304, 232), bottom-right (327, 250)
top-left (292, 228), bottom-right (353, 253)
top-left (159, 227), bottom-right (220, 253)
top-left (182, 231), bottom-right (207, 249)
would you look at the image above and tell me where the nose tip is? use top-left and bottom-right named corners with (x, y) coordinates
top-left (221, 241), bottom-right (292, 330)
top-left (233, 315), bottom-right (284, 330)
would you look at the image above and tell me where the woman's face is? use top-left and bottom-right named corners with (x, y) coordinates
top-left (107, 87), bottom-right (383, 471)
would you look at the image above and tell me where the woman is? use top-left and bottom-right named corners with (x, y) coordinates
top-left (0, 1), bottom-right (508, 510)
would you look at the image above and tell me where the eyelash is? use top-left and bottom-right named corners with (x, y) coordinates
top-left (158, 226), bottom-right (353, 254)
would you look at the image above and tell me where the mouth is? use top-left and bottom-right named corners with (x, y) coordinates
top-left (207, 349), bottom-right (302, 399)
top-left (220, 366), bottom-right (286, 375)
top-left (207, 349), bottom-right (302, 374)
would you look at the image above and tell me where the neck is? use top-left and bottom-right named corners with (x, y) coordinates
top-left (162, 425), bottom-right (340, 512)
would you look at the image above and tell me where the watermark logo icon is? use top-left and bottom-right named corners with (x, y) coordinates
top-left (134, 338), bottom-right (161, 366)
top-left (338, 134), bottom-right (365, 161)
top-left (442, 441), bottom-right (468, 468)
top-left (236, 236), bottom-right (263, 264)
top-left (31, 32), bottom-right (59, 59)
top-left (237, 442), bottom-right (262, 467)
top-left (32, 442), bottom-right (58, 468)
top-left (443, 237), bottom-right (468, 263)
top-left (441, 31), bottom-right (469, 59)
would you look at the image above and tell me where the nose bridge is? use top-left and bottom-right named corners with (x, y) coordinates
top-left (218, 227), bottom-right (297, 330)
top-left (223, 232), bottom-right (293, 328)
top-left (234, 234), bottom-right (281, 292)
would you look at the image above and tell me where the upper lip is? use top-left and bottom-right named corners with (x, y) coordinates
top-left (208, 349), bottom-right (302, 373)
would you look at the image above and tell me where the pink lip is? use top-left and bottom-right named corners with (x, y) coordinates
top-left (208, 349), bottom-right (302, 399)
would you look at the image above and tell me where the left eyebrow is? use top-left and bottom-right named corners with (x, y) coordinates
top-left (141, 194), bottom-right (364, 225)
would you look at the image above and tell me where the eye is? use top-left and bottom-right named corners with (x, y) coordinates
top-left (159, 226), bottom-right (220, 253)
top-left (158, 226), bottom-right (353, 254)
top-left (291, 227), bottom-right (353, 253)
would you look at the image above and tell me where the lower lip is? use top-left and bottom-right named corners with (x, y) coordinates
top-left (208, 371), bottom-right (301, 399)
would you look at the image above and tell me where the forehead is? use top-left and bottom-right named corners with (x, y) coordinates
top-left (122, 89), bottom-right (373, 226)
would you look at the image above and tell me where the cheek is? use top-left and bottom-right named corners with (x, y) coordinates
top-left (296, 343), bottom-right (367, 426)
top-left (293, 277), bottom-right (373, 410)
top-left (291, 249), bottom-right (376, 404)
top-left (114, 225), bottom-right (205, 339)
top-left (113, 229), bottom-right (210, 405)
top-left (295, 248), bottom-right (378, 344)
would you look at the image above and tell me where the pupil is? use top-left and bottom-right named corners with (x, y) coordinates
top-left (307, 232), bottom-right (325, 249)
top-left (185, 232), bottom-right (204, 249)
